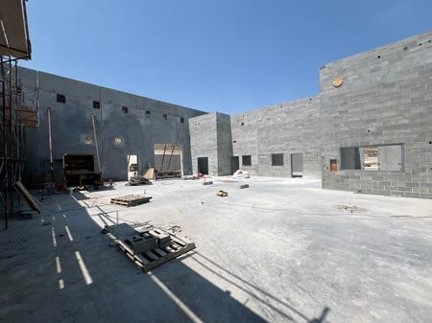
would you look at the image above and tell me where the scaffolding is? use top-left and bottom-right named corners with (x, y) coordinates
top-left (0, 0), bottom-right (32, 230)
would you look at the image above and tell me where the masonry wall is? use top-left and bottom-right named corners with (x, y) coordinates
top-left (189, 113), bottom-right (219, 175)
top-left (189, 112), bottom-right (233, 176)
top-left (19, 67), bottom-right (206, 186)
top-left (320, 32), bottom-right (432, 198)
top-left (231, 98), bottom-right (321, 178)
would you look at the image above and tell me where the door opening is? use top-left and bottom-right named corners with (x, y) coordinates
top-left (127, 154), bottom-right (138, 180)
top-left (291, 153), bottom-right (303, 178)
top-left (231, 156), bottom-right (239, 174)
top-left (197, 157), bottom-right (209, 175)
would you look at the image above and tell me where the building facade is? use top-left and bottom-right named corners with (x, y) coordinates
top-left (18, 68), bottom-right (206, 186)
top-left (189, 32), bottom-right (432, 199)
top-left (18, 31), bottom-right (432, 198)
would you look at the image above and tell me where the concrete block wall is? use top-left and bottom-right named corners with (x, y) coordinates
top-left (19, 67), bottom-right (206, 185)
top-left (189, 113), bottom-right (219, 175)
top-left (189, 112), bottom-right (233, 176)
top-left (216, 113), bottom-right (233, 175)
top-left (320, 32), bottom-right (432, 198)
top-left (231, 98), bottom-right (321, 178)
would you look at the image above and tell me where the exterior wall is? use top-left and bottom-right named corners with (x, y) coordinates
top-left (18, 31), bottom-right (432, 198)
top-left (231, 98), bottom-right (321, 178)
top-left (189, 112), bottom-right (232, 176)
top-left (320, 32), bottom-right (432, 198)
top-left (216, 113), bottom-right (233, 176)
top-left (19, 67), bottom-right (206, 185)
top-left (189, 113), bottom-right (218, 175)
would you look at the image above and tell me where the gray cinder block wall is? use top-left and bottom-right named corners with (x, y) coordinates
top-left (320, 32), bottom-right (432, 198)
top-left (189, 112), bottom-right (233, 176)
top-left (18, 31), bottom-right (432, 198)
top-left (18, 67), bottom-right (206, 185)
top-left (231, 98), bottom-right (321, 178)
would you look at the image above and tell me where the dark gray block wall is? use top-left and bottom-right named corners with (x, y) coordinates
top-left (216, 113), bottom-right (233, 175)
top-left (18, 67), bottom-right (206, 185)
top-left (189, 112), bottom-right (233, 176)
top-left (231, 98), bottom-right (321, 178)
top-left (320, 32), bottom-right (432, 198)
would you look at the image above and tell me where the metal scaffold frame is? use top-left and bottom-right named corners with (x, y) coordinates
top-left (0, 56), bottom-right (28, 230)
top-left (0, 0), bottom-right (33, 230)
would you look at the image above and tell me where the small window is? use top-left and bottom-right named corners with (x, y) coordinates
top-left (180, 117), bottom-right (185, 123)
top-left (146, 110), bottom-right (151, 117)
top-left (56, 94), bottom-right (66, 103)
top-left (242, 155), bottom-right (252, 166)
top-left (330, 159), bottom-right (338, 172)
top-left (93, 101), bottom-right (100, 109)
top-left (122, 106), bottom-right (128, 114)
top-left (163, 114), bottom-right (167, 120)
top-left (271, 153), bottom-right (284, 166)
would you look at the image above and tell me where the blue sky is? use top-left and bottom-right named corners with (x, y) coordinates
top-left (21, 0), bottom-right (432, 114)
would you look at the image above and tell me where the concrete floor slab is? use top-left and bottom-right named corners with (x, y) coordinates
top-left (1, 177), bottom-right (431, 322)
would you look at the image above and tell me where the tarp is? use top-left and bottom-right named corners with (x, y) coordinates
top-left (0, 0), bottom-right (31, 59)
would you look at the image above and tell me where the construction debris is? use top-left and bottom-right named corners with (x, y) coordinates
top-left (182, 175), bottom-right (197, 180)
top-left (336, 204), bottom-right (366, 214)
top-left (128, 176), bottom-right (152, 186)
top-left (111, 194), bottom-right (152, 207)
top-left (217, 190), bottom-right (228, 197)
top-left (13, 181), bottom-right (41, 213)
top-left (233, 169), bottom-right (250, 178)
top-left (143, 168), bottom-right (156, 180)
top-left (108, 225), bottom-right (196, 272)
top-left (239, 184), bottom-right (249, 189)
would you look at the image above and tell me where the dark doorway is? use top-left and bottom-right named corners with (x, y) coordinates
top-left (198, 157), bottom-right (209, 175)
top-left (231, 156), bottom-right (239, 174)
top-left (291, 153), bottom-right (303, 178)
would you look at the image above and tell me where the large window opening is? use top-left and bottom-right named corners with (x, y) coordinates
top-left (340, 144), bottom-right (403, 171)
top-left (154, 144), bottom-right (182, 178)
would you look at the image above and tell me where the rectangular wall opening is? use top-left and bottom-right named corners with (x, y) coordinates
top-left (154, 144), bottom-right (182, 178)
top-left (271, 153), bottom-right (284, 166)
top-left (291, 153), bottom-right (303, 178)
top-left (340, 144), bottom-right (403, 171)
top-left (231, 156), bottom-right (239, 174)
top-left (242, 155), bottom-right (251, 166)
top-left (198, 157), bottom-right (209, 175)
top-left (127, 154), bottom-right (138, 181)
top-left (330, 159), bottom-right (338, 172)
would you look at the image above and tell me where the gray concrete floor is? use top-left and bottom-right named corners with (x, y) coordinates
top-left (1, 177), bottom-right (432, 323)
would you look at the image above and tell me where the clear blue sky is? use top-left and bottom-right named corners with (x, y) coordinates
top-left (21, 0), bottom-right (432, 114)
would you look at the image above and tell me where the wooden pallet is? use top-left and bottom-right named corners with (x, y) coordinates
top-left (110, 194), bottom-right (152, 207)
top-left (113, 228), bottom-right (196, 272)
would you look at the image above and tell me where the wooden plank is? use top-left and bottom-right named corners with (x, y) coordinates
top-left (141, 242), bottom-right (196, 272)
top-left (145, 250), bottom-right (159, 261)
top-left (135, 254), bottom-right (150, 265)
top-left (154, 248), bottom-right (167, 257)
top-left (13, 181), bottom-right (41, 213)
top-left (111, 226), bottom-right (196, 272)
